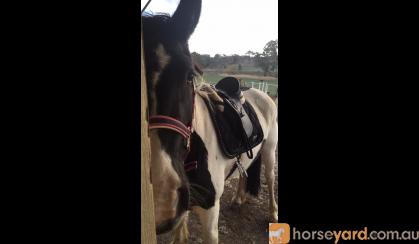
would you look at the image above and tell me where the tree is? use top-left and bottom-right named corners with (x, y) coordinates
top-left (191, 52), bottom-right (200, 66)
top-left (263, 40), bottom-right (278, 59)
top-left (253, 39), bottom-right (278, 76)
top-left (200, 54), bottom-right (211, 68)
top-left (232, 54), bottom-right (239, 64)
top-left (245, 50), bottom-right (256, 57)
top-left (262, 39), bottom-right (278, 73)
top-left (254, 52), bottom-right (271, 76)
top-left (191, 52), bottom-right (211, 68)
top-left (212, 54), bottom-right (222, 68)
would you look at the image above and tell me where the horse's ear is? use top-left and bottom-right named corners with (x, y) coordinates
top-left (171, 0), bottom-right (201, 41)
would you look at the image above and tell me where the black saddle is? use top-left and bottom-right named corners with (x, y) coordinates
top-left (203, 77), bottom-right (264, 159)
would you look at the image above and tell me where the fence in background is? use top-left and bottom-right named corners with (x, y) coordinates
top-left (250, 81), bottom-right (278, 96)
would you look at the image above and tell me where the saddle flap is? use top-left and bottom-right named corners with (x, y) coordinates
top-left (222, 97), bottom-right (253, 138)
top-left (241, 112), bottom-right (253, 138)
top-left (202, 94), bottom-right (264, 159)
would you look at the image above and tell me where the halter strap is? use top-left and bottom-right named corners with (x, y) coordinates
top-left (149, 115), bottom-right (191, 139)
top-left (148, 79), bottom-right (197, 175)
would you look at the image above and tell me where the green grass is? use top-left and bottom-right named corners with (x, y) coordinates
top-left (240, 66), bottom-right (263, 72)
top-left (202, 73), bottom-right (224, 84)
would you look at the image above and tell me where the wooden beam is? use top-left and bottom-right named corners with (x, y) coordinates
top-left (140, 25), bottom-right (157, 244)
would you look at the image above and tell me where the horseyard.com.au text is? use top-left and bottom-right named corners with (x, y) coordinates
top-left (292, 227), bottom-right (419, 243)
top-left (268, 224), bottom-right (419, 243)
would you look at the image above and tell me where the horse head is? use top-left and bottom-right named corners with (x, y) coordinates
top-left (142, 0), bottom-right (201, 234)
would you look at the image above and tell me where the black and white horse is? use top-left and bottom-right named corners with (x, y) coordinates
top-left (142, 0), bottom-right (278, 243)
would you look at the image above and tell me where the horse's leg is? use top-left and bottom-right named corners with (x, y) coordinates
top-left (262, 123), bottom-right (278, 222)
top-left (171, 212), bottom-right (189, 244)
top-left (231, 174), bottom-right (247, 206)
top-left (193, 200), bottom-right (220, 244)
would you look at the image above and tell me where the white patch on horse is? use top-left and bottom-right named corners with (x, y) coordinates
top-left (150, 43), bottom-right (171, 114)
top-left (156, 44), bottom-right (170, 69)
top-left (150, 131), bottom-right (181, 224)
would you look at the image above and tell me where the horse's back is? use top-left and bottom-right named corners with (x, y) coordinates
top-left (242, 88), bottom-right (277, 139)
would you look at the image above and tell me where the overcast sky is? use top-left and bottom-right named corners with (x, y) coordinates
top-left (141, 0), bottom-right (278, 56)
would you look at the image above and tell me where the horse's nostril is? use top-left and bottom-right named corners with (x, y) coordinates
top-left (156, 219), bottom-right (175, 235)
top-left (155, 186), bottom-right (189, 235)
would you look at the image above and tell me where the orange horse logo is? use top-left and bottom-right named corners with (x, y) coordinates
top-left (269, 223), bottom-right (290, 244)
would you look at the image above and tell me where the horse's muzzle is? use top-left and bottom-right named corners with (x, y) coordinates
top-left (156, 185), bottom-right (189, 235)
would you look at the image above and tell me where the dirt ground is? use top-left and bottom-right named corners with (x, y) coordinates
top-left (157, 149), bottom-right (278, 244)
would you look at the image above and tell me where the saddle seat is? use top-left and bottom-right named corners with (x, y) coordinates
top-left (199, 77), bottom-right (264, 159)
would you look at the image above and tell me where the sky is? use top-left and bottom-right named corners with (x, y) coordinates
top-left (141, 0), bottom-right (278, 56)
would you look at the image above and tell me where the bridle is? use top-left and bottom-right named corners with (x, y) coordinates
top-left (148, 78), bottom-right (197, 171)
top-left (149, 115), bottom-right (191, 139)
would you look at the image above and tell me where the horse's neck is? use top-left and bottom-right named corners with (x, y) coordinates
top-left (191, 92), bottom-right (211, 134)
top-left (191, 81), bottom-right (224, 134)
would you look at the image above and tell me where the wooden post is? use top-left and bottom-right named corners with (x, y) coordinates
top-left (141, 26), bottom-right (157, 244)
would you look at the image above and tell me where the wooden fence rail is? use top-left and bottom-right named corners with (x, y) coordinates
top-left (140, 25), bottom-right (157, 244)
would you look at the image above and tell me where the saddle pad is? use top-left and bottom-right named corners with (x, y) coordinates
top-left (203, 96), bottom-right (264, 158)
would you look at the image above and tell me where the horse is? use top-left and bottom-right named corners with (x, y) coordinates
top-left (142, 0), bottom-right (278, 243)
